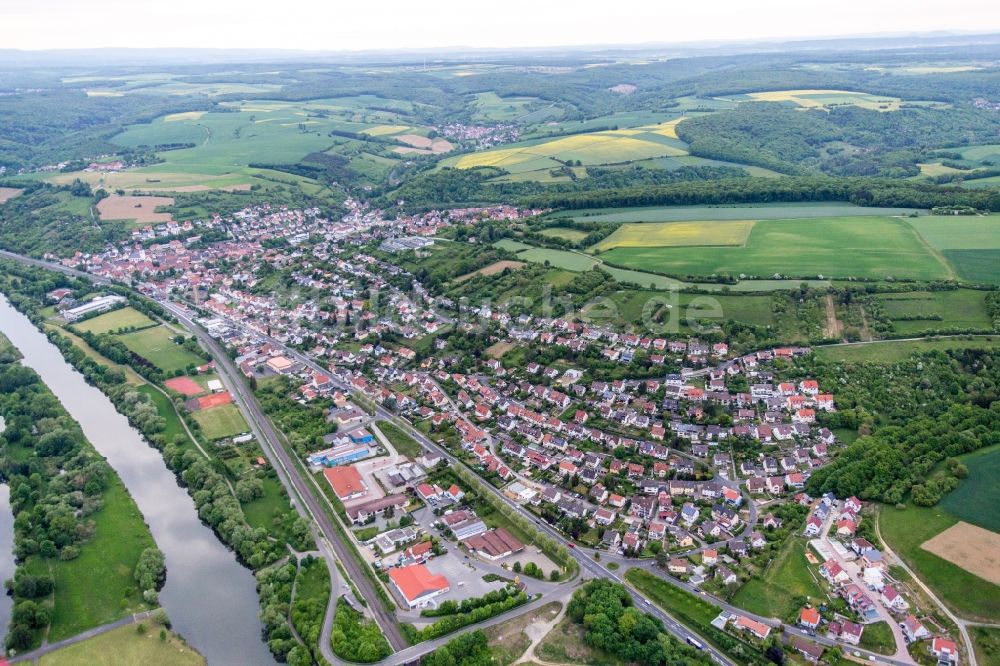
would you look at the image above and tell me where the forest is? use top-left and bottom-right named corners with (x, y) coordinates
top-left (800, 347), bottom-right (1000, 505)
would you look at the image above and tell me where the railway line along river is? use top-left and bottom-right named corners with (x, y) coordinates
top-left (0, 295), bottom-right (276, 665)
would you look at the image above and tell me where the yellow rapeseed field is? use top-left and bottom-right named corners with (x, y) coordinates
top-left (591, 220), bottom-right (756, 252)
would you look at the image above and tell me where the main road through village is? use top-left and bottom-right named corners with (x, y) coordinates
top-left (0, 249), bottom-right (941, 666)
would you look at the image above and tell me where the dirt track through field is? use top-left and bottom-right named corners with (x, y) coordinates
top-left (823, 294), bottom-right (844, 339)
top-left (921, 521), bottom-right (1000, 585)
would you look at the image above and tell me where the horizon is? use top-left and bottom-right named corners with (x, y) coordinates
top-left (4, 0), bottom-right (1000, 52)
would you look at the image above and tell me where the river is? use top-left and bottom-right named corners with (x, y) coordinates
top-left (0, 296), bottom-right (276, 665)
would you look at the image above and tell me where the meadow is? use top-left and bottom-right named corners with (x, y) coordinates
top-left (598, 217), bottom-right (950, 280)
top-left (814, 336), bottom-right (1000, 363)
top-left (731, 538), bottom-right (824, 619)
top-left (74, 307), bottom-right (156, 335)
top-left (590, 219), bottom-right (756, 252)
top-left (875, 289), bottom-right (994, 334)
top-left (116, 326), bottom-right (204, 374)
top-left (39, 624), bottom-right (204, 666)
top-left (31, 479), bottom-right (158, 641)
top-left (192, 403), bottom-right (248, 440)
top-left (539, 227), bottom-right (590, 242)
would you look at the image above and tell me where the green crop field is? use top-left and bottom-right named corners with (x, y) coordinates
top-left (876, 289), bottom-right (994, 334)
top-left (878, 504), bottom-right (1000, 621)
top-left (938, 445), bottom-right (1000, 533)
top-left (598, 217), bottom-right (950, 280)
top-left (591, 220), bottom-right (756, 252)
top-left (73, 307), bottom-right (156, 334)
top-left (942, 249), bottom-right (1000, 283)
top-left (814, 337), bottom-right (1000, 363)
top-left (908, 216), bottom-right (1000, 250)
top-left (555, 203), bottom-right (923, 224)
top-left (731, 538), bottom-right (824, 619)
top-left (116, 326), bottom-right (204, 373)
top-left (192, 404), bottom-right (248, 441)
top-left (971, 626), bottom-right (1000, 666)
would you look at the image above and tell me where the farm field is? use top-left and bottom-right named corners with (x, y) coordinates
top-left (191, 403), bottom-right (248, 440)
top-left (722, 89), bottom-right (937, 111)
top-left (731, 538), bottom-right (824, 619)
top-left (96, 194), bottom-right (174, 225)
top-left (875, 289), bottom-right (994, 334)
top-left (590, 219), bottom-right (756, 252)
top-left (938, 445), bottom-right (1000, 534)
top-left (598, 217), bottom-right (950, 280)
top-left (921, 521), bottom-right (1000, 585)
top-left (908, 215), bottom-right (1000, 250)
top-left (0, 186), bottom-right (24, 203)
top-left (74, 307), bottom-right (156, 334)
top-left (454, 260), bottom-right (525, 283)
top-left (116, 326), bottom-right (204, 373)
top-left (441, 126), bottom-right (689, 173)
top-left (497, 241), bottom-right (832, 292)
top-left (878, 504), bottom-right (1000, 621)
top-left (813, 336), bottom-right (1000, 363)
top-left (553, 203), bottom-right (923, 224)
top-left (907, 215), bottom-right (1000, 283)
top-left (39, 623), bottom-right (204, 666)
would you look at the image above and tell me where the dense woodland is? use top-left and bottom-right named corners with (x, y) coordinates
top-left (800, 347), bottom-right (1000, 504)
top-left (677, 104), bottom-right (1000, 177)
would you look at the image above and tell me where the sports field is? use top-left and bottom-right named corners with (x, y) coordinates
top-left (116, 326), bottom-right (204, 374)
top-left (599, 217), bottom-right (951, 280)
top-left (590, 220), bottom-right (755, 252)
top-left (192, 404), bottom-right (248, 441)
top-left (164, 376), bottom-right (205, 397)
top-left (74, 307), bottom-right (156, 334)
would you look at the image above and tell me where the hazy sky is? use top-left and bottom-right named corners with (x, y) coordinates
top-left (3, 0), bottom-right (1000, 51)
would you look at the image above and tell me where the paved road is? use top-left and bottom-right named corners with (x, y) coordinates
top-left (161, 301), bottom-right (409, 653)
top-left (8, 611), bottom-right (154, 664)
top-left (0, 250), bottom-right (958, 666)
top-left (875, 515), bottom-right (978, 666)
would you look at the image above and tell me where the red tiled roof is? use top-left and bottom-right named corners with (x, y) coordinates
top-left (388, 564), bottom-right (449, 602)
